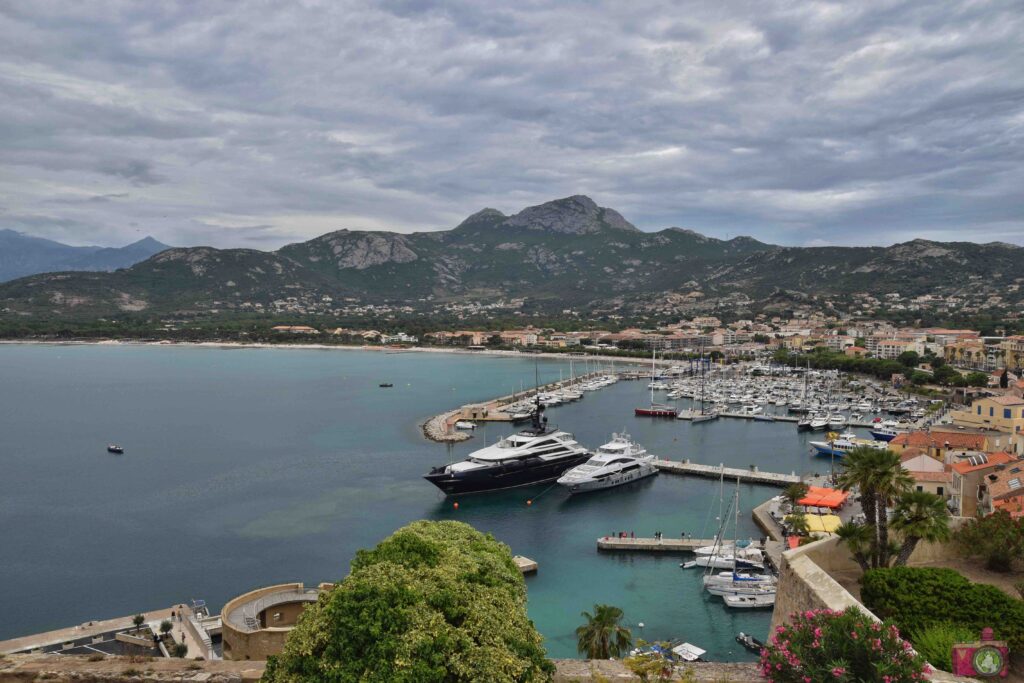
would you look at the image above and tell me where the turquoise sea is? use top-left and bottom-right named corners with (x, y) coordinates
top-left (0, 345), bottom-right (843, 660)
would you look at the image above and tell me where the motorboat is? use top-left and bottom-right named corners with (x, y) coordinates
top-left (827, 414), bottom-right (848, 430)
top-left (727, 594), bottom-right (776, 610)
top-left (809, 414), bottom-right (830, 431)
top-left (378, 383), bottom-right (393, 388)
top-left (809, 433), bottom-right (888, 457)
top-left (454, 421), bottom-right (476, 430)
top-left (107, 444), bottom-right (124, 454)
top-left (870, 420), bottom-right (908, 442)
top-left (796, 416), bottom-right (812, 431)
top-left (424, 406), bottom-right (590, 495)
top-left (557, 432), bottom-right (657, 493)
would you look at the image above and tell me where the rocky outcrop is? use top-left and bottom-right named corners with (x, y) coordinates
top-left (310, 231), bottom-right (419, 270)
top-left (504, 195), bottom-right (640, 235)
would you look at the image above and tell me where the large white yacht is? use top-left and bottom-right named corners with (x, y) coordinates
top-left (556, 432), bottom-right (657, 493)
top-left (424, 407), bottom-right (590, 495)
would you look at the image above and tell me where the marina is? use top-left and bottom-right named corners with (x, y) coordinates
top-left (0, 344), bottom-right (912, 661)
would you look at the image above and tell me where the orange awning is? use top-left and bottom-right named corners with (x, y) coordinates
top-left (797, 486), bottom-right (850, 509)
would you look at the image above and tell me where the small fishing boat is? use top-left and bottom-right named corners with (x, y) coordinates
top-left (454, 421), bottom-right (476, 430)
top-left (379, 382), bottom-right (394, 388)
top-left (107, 444), bottom-right (124, 454)
top-left (735, 632), bottom-right (767, 652)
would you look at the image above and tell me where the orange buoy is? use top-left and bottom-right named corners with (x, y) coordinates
top-left (526, 500), bottom-right (532, 506)
top-left (453, 502), bottom-right (459, 510)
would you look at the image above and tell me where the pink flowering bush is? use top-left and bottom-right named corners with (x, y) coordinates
top-left (760, 607), bottom-right (930, 682)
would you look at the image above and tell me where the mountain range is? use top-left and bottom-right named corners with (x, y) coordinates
top-left (1, 195), bottom-right (1020, 319)
top-left (0, 230), bottom-right (170, 283)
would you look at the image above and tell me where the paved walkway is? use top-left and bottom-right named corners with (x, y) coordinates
top-left (0, 604), bottom-right (187, 655)
top-left (654, 459), bottom-right (801, 486)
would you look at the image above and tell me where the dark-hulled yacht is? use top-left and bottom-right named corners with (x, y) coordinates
top-left (424, 406), bottom-right (590, 495)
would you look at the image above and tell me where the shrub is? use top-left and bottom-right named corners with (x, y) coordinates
top-left (907, 623), bottom-right (977, 673)
top-left (954, 509), bottom-right (1024, 572)
top-left (861, 567), bottom-right (1024, 651)
top-left (263, 520), bottom-right (553, 682)
top-left (759, 607), bottom-right (929, 682)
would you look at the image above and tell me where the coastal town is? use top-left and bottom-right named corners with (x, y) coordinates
top-left (268, 315), bottom-right (1024, 374)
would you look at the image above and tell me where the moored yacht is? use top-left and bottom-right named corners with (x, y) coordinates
top-left (557, 432), bottom-right (657, 493)
top-left (424, 407), bottom-right (590, 495)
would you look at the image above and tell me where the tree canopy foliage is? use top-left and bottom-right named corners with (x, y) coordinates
top-left (262, 520), bottom-right (553, 683)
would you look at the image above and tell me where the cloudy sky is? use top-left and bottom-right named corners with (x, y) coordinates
top-left (1, 1), bottom-right (1022, 249)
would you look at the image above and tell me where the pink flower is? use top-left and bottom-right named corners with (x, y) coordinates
top-left (832, 666), bottom-right (846, 677)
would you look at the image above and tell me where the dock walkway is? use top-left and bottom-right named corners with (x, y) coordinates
top-left (597, 537), bottom-right (718, 552)
top-left (597, 536), bottom-right (766, 553)
top-left (653, 460), bottom-right (801, 486)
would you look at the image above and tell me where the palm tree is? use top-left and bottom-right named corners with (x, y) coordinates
top-left (890, 491), bottom-right (951, 567)
top-left (782, 482), bottom-right (810, 511)
top-left (576, 604), bottom-right (633, 659)
top-left (835, 522), bottom-right (872, 572)
top-left (837, 447), bottom-right (913, 568)
top-left (836, 446), bottom-right (883, 564)
top-left (872, 450), bottom-right (914, 567)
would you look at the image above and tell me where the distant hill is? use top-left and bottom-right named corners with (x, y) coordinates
top-left (0, 231), bottom-right (170, 282)
top-left (1, 195), bottom-right (1021, 318)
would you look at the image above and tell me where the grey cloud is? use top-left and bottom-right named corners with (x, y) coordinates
top-left (97, 160), bottom-right (165, 186)
top-left (0, 0), bottom-right (1020, 248)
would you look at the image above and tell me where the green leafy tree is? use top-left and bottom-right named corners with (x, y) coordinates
top-left (964, 371), bottom-right (990, 387)
top-left (262, 520), bottom-right (553, 683)
top-left (890, 491), bottom-right (952, 566)
top-left (835, 522), bottom-right (873, 572)
top-left (159, 620), bottom-right (173, 635)
top-left (954, 509), bottom-right (1024, 572)
top-left (575, 604), bottom-right (633, 659)
top-left (172, 643), bottom-right (188, 658)
top-left (932, 365), bottom-right (961, 385)
top-left (897, 351), bottom-right (920, 368)
top-left (132, 614), bottom-right (145, 630)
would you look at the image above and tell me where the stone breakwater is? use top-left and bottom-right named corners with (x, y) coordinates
top-left (422, 409), bottom-right (471, 443)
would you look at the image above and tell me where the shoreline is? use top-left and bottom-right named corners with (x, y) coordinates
top-left (0, 338), bottom-right (666, 366)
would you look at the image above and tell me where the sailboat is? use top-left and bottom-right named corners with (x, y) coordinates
top-left (689, 347), bottom-right (718, 423)
top-left (700, 480), bottom-right (777, 601)
top-left (635, 349), bottom-right (677, 417)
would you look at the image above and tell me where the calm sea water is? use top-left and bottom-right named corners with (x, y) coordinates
top-left (0, 345), bottom-right (852, 659)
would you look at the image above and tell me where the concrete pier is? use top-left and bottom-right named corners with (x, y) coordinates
top-left (597, 536), bottom-right (765, 553)
top-left (653, 459), bottom-right (801, 486)
top-left (513, 555), bottom-right (538, 574)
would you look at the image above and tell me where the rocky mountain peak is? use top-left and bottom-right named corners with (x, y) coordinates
top-left (503, 195), bottom-right (640, 235)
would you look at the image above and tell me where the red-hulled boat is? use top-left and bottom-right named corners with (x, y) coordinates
top-left (635, 404), bottom-right (677, 417)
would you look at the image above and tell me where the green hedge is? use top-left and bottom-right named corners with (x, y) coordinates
top-left (861, 567), bottom-right (1024, 651)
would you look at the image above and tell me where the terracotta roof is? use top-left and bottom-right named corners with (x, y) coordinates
top-left (988, 466), bottom-right (1024, 500)
top-left (951, 451), bottom-right (1016, 475)
top-left (989, 395), bottom-right (1024, 406)
top-left (891, 431), bottom-right (987, 450)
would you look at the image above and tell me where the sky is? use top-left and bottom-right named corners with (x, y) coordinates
top-left (0, 1), bottom-right (1022, 249)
